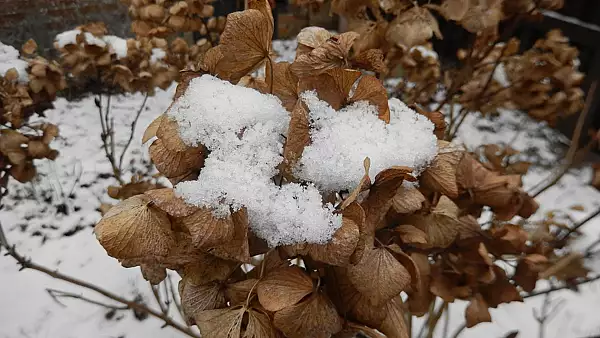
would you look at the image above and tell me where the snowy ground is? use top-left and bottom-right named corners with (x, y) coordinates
top-left (1, 41), bottom-right (600, 338)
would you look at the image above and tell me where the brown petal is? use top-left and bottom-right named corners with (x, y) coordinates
top-left (392, 186), bottom-right (426, 214)
top-left (299, 68), bottom-right (361, 110)
top-left (465, 294), bottom-right (492, 328)
top-left (246, 307), bottom-right (279, 338)
top-left (291, 32), bottom-right (359, 77)
top-left (402, 196), bottom-right (462, 248)
top-left (225, 279), bottom-right (259, 305)
top-left (352, 49), bottom-right (388, 74)
top-left (157, 116), bottom-right (188, 152)
top-left (349, 75), bottom-right (390, 123)
top-left (378, 295), bottom-right (410, 338)
top-left (209, 207), bottom-right (251, 263)
top-left (181, 279), bottom-right (227, 324)
top-left (140, 264), bottom-right (167, 285)
top-left (274, 292), bottom-right (343, 338)
top-left (296, 26), bottom-right (333, 56)
top-left (216, 9), bottom-right (273, 83)
top-left (149, 138), bottom-right (204, 178)
top-left (22, 39), bottom-right (38, 54)
top-left (396, 224), bottom-right (428, 245)
top-left (348, 247), bottom-right (411, 306)
top-left (265, 61), bottom-right (299, 111)
top-left (340, 157), bottom-right (371, 210)
top-left (257, 266), bottom-right (314, 312)
top-left (144, 188), bottom-right (198, 217)
top-left (386, 7), bottom-right (442, 48)
top-left (183, 254), bottom-right (240, 284)
top-left (178, 208), bottom-right (236, 249)
top-left (426, 0), bottom-right (470, 21)
top-left (283, 100), bottom-right (310, 174)
top-left (95, 195), bottom-right (175, 259)
top-left (195, 306), bottom-right (245, 338)
top-left (421, 140), bottom-right (462, 198)
top-left (308, 216), bottom-right (360, 266)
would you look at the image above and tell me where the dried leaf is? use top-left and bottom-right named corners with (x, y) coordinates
top-left (142, 114), bottom-right (164, 144)
top-left (246, 307), bottom-right (279, 338)
top-left (181, 279), bottom-right (227, 323)
top-left (283, 100), bottom-right (310, 173)
top-left (340, 157), bottom-right (371, 210)
top-left (225, 279), bottom-right (259, 305)
top-left (195, 306), bottom-right (245, 338)
top-left (402, 196), bottom-right (462, 248)
top-left (95, 195), bottom-right (175, 259)
top-left (396, 224), bottom-right (428, 245)
top-left (257, 266), bottom-right (314, 312)
top-left (299, 68), bottom-right (361, 110)
top-left (308, 216), bottom-right (360, 266)
top-left (140, 264), bottom-right (167, 285)
top-left (348, 247), bottom-right (411, 306)
top-left (291, 32), bottom-right (359, 77)
top-left (266, 61), bottom-right (298, 111)
top-left (465, 294), bottom-right (492, 328)
top-left (386, 7), bottom-right (442, 48)
top-left (378, 295), bottom-right (409, 338)
top-left (216, 9), bottom-right (273, 83)
top-left (392, 186), bottom-right (425, 214)
top-left (144, 188), bottom-right (197, 217)
top-left (183, 254), bottom-right (240, 284)
top-left (209, 208), bottom-right (251, 263)
top-left (420, 140), bottom-right (462, 198)
top-left (352, 49), bottom-right (388, 74)
top-left (350, 75), bottom-right (390, 123)
top-left (22, 39), bottom-right (38, 55)
top-left (157, 116), bottom-right (188, 152)
top-left (274, 292), bottom-right (343, 338)
top-left (179, 208), bottom-right (236, 249)
top-left (426, 0), bottom-right (470, 21)
top-left (149, 138), bottom-right (204, 178)
top-left (296, 26), bottom-right (333, 56)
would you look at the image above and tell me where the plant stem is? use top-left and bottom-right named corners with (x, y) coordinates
top-left (46, 288), bottom-right (128, 310)
top-left (0, 223), bottom-right (199, 338)
top-left (118, 93), bottom-right (149, 174)
top-left (524, 275), bottom-right (600, 298)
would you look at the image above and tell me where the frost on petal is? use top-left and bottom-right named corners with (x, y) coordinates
top-left (168, 75), bottom-right (341, 247)
top-left (295, 91), bottom-right (438, 192)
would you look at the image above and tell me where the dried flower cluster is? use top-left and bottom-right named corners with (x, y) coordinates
top-left (123, 0), bottom-right (226, 40)
top-left (91, 1), bottom-right (590, 336)
top-left (54, 22), bottom-right (179, 94)
top-left (1, 40), bottom-right (64, 201)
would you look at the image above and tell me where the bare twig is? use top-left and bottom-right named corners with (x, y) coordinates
top-left (0, 222), bottom-right (199, 338)
top-left (524, 275), bottom-right (600, 299)
top-left (46, 288), bottom-right (128, 311)
top-left (558, 207), bottom-right (600, 242)
top-left (530, 81), bottom-right (597, 198)
top-left (533, 294), bottom-right (565, 338)
top-left (151, 282), bottom-right (169, 315)
top-left (118, 94), bottom-right (149, 174)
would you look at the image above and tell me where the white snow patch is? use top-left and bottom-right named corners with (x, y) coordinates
top-left (55, 29), bottom-right (82, 48)
top-left (0, 41), bottom-right (29, 83)
top-left (103, 35), bottom-right (128, 59)
top-left (493, 63), bottom-right (511, 88)
top-left (411, 45), bottom-right (438, 60)
top-left (295, 91), bottom-right (438, 192)
top-left (150, 48), bottom-right (166, 64)
top-left (168, 75), bottom-right (341, 247)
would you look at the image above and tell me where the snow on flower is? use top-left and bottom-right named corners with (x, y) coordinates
top-left (295, 91), bottom-right (438, 192)
top-left (0, 41), bottom-right (29, 83)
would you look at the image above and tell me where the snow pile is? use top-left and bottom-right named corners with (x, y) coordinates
top-left (0, 41), bottom-right (29, 83)
top-left (169, 75), bottom-right (341, 246)
top-left (411, 45), bottom-right (438, 60)
top-left (150, 48), bottom-right (166, 64)
top-left (295, 91), bottom-right (438, 192)
top-left (493, 63), bottom-right (511, 88)
top-left (55, 30), bottom-right (129, 59)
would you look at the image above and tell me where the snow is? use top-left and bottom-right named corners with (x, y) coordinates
top-left (150, 48), bottom-right (166, 64)
top-left (295, 92), bottom-right (438, 192)
top-left (55, 29), bottom-right (82, 48)
top-left (0, 41), bottom-right (29, 83)
top-left (493, 63), bottom-right (511, 88)
top-left (1, 38), bottom-right (600, 338)
top-left (168, 75), bottom-right (341, 246)
top-left (103, 35), bottom-right (129, 59)
top-left (411, 45), bottom-right (438, 60)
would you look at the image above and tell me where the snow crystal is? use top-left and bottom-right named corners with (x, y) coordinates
top-left (103, 35), bottom-right (128, 59)
top-left (150, 48), bottom-right (166, 64)
top-left (295, 91), bottom-right (438, 192)
top-left (168, 75), bottom-right (341, 246)
top-left (0, 42), bottom-right (29, 83)
top-left (493, 63), bottom-right (511, 88)
top-left (411, 45), bottom-right (438, 60)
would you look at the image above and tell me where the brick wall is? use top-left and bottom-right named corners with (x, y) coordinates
top-left (0, 0), bottom-right (131, 56)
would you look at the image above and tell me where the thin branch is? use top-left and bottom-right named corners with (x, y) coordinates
top-left (46, 288), bottom-right (128, 311)
top-left (151, 282), bottom-right (169, 315)
top-left (0, 223), bottom-right (199, 338)
top-left (118, 94), bottom-right (149, 174)
top-left (524, 275), bottom-right (600, 299)
top-left (558, 207), bottom-right (600, 242)
top-left (531, 81), bottom-right (597, 198)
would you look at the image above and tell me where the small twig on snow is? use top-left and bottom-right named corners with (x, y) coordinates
top-left (46, 288), bottom-right (128, 311)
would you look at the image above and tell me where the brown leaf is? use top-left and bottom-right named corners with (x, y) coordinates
top-left (144, 188), bottom-right (198, 217)
top-left (539, 253), bottom-right (589, 281)
top-left (95, 195), bottom-right (175, 260)
top-left (202, 46), bottom-right (225, 75)
top-left (299, 68), bottom-right (361, 110)
top-left (22, 39), bottom-right (38, 55)
top-left (183, 254), bottom-right (240, 284)
top-left (296, 26), bottom-right (333, 56)
top-left (420, 140), bottom-right (463, 198)
top-left (406, 253), bottom-right (434, 316)
top-left (392, 186), bottom-right (425, 214)
top-left (179, 208), bottom-right (236, 249)
top-left (350, 75), bottom-right (390, 123)
top-left (411, 105), bottom-right (447, 139)
top-left (378, 295), bottom-right (410, 338)
top-left (426, 0), bottom-right (470, 21)
top-left (283, 100), bottom-right (310, 174)
top-left (140, 264), bottom-right (167, 285)
top-left (479, 266), bottom-right (522, 307)
top-left (362, 166), bottom-right (415, 232)
top-left (149, 138), bottom-right (204, 178)
top-left (181, 279), bottom-right (227, 324)
top-left (348, 246), bottom-right (411, 306)
top-left (460, 0), bottom-right (503, 33)
top-left (402, 196), bottom-right (462, 248)
top-left (308, 216), bottom-right (360, 266)
top-left (291, 32), bottom-right (359, 77)
top-left (209, 208), bottom-right (251, 263)
top-left (216, 9), bottom-right (273, 83)
top-left (273, 292), bottom-right (343, 338)
top-left (385, 7), bottom-right (442, 48)
top-left (257, 266), bottom-right (314, 312)
top-left (387, 244), bottom-right (421, 292)
top-left (465, 294), bottom-right (492, 328)
top-left (352, 49), bottom-right (388, 74)
top-left (157, 116), bottom-right (189, 152)
top-left (396, 224), bottom-right (428, 245)
top-left (246, 307), bottom-right (279, 338)
top-left (340, 157), bottom-right (371, 210)
top-left (225, 279), bottom-right (259, 305)
top-left (195, 306), bottom-right (245, 338)
top-left (266, 61), bottom-right (298, 111)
